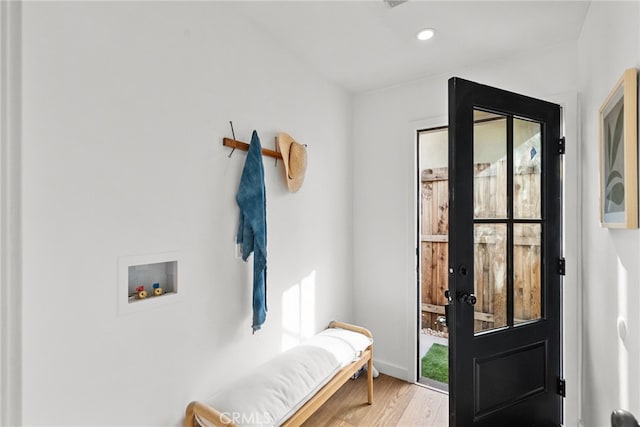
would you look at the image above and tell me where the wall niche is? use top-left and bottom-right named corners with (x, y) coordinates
top-left (118, 252), bottom-right (181, 315)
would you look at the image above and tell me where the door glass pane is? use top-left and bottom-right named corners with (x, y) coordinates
top-left (474, 223), bottom-right (507, 334)
top-left (474, 110), bottom-right (507, 219)
top-left (514, 118), bottom-right (542, 219)
top-left (514, 223), bottom-right (542, 325)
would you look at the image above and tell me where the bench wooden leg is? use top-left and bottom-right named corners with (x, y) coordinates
top-left (367, 355), bottom-right (374, 405)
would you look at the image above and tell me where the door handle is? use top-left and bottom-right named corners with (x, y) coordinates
top-left (459, 292), bottom-right (477, 306)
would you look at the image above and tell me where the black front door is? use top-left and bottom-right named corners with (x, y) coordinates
top-left (448, 77), bottom-right (563, 426)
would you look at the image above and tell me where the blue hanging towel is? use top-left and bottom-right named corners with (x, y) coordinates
top-left (236, 130), bottom-right (267, 332)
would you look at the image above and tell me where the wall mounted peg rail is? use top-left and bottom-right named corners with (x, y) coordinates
top-left (223, 137), bottom-right (283, 160)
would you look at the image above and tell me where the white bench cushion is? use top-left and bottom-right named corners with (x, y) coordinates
top-left (199, 327), bottom-right (372, 427)
top-left (304, 327), bottom-right (373, 367)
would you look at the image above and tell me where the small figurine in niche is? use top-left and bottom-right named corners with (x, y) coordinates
top-left (153, 282), bottom-right (163, 296)
top-left (136, 285), bottom-right (148, 299)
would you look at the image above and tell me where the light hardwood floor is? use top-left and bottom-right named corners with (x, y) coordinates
top-left (302, 374), bottom-right (448, 427)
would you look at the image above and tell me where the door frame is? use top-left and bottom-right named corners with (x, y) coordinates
top-left (408, 91), bottom-right (580, 426)
top-left (1, 1), bottom-right (23, 425)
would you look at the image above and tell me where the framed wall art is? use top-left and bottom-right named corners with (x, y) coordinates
top-left (599, 68), bottom-right (638, 228)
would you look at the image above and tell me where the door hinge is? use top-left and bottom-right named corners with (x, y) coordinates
top-left (559, 137), bottom-right (566, 154)
top-left (558, 378), bottom-right (566, 397)
top-left (558, 258), bottom-right (566, 275)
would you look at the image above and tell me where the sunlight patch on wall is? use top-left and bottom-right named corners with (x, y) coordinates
top-left (281, 270), bottom-right (317, 351)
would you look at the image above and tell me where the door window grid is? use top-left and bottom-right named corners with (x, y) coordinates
top-left (472, 110), bottom-right (544, 334)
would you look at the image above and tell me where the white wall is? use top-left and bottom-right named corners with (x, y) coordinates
top-left (20, 2), bottom-right (353, 425)
top-left (577, 2), bottom-right (640, 426)
top-left (352, 41), bottom-right (581, 425)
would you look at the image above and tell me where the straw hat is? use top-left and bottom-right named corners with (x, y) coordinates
top-left (277, 133), bottom-right (307, 193)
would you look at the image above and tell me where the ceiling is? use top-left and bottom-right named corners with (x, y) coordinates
top-left (229, 1), bottom-right (591, 94)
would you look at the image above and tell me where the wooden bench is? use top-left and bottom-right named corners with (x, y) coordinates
top-left (184, 321), bottom-right (374, 427)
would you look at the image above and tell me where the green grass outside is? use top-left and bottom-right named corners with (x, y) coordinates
top-left (421, 343), bottom-right (448, 383)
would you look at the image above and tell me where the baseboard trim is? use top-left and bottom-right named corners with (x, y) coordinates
top-left (373, 359), bottom-right (409, 381)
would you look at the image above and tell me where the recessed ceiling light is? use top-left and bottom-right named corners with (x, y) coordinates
top-left (416, 28), bottom-right (435, 41)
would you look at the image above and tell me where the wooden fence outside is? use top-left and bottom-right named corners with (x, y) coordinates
top-left (421, 162), bottom-right (541, 334)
